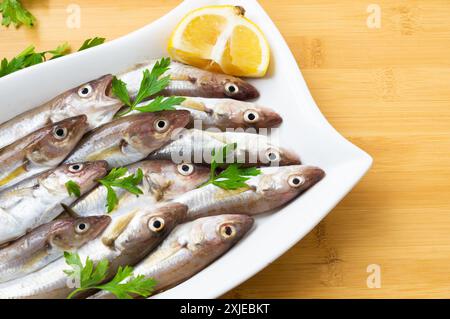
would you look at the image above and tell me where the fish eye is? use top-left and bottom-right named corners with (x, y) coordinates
top-left (148, 216), bottom-right (165, 232)
top-left (68, 163), bottom-right (84, 173)
top-left (243, 110), bottom-right (260, 123)
top-left (219, 224), bottom-right (236, 239)
top-left (265, 149), bottom-right (280, 162)
top-left (288, 175), bottom-right (305, 188)
top-left (75, 222), bottom-right (90, 234)
top-left (77, 84), bottom-right (93, 98)
top-left (52, 126), bottom-right (68, 139)
top-left (224, 82), bottom-right (239, 96)
top-left (177, 163), bottom-right (194, 176)
top-left (154, 119), bottom-right (169, 132)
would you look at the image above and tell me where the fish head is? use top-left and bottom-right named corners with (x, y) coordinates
top-left (28, 115), bottom-right (88, 166)
top-left (122, 111), bottom-right (190, 154)
top-left (39, 161), bottom-right (109, 194)
top-left (138, 160), bottom-right (210, 201)
top-left (257, 165), bottom-right (325, 202)
top-left (195, 72), bottom-right (259, 100)
top-left (216, 101), bottom-right (282, 129)
top-left (115, 202), bottom-right (188, 253)
top-left (49, 216), bottom-right (111, 250)
top-left (248, 139), bottom-right (300, 166)
top-left (188, 214), bottom-right (254, 249)
top-left (56, 75), bottom-right (123, 129)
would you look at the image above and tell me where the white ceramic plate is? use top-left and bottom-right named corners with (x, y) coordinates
top-left (0, 0), bottom-right (372, 299)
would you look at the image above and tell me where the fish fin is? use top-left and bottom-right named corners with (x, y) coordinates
top-left (86, 145), bottom-right (122, 161)
top-left (101, 210), bottom-right (137, 247)
top-left (120, 139), bottom-right (142, 158)
top-left (61, 204), bottom-right (81, 218)
top-left (180, 99), bottom-right (211, 113)
top-left (0, 241), bottom-right (11, 249)
top-left (22, 249), bottom-right (50, 270)
top-left (213, 187), bottom-right (250, 201)
top-left (169, 73), bottom-right (195, 82)
top-left (146, 174), bottom-right (172, 201)
top-left (0, 162), bottom-right (28, 187)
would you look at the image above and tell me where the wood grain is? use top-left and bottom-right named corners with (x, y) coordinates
top-left (1, 0), bottom-right (450, 298)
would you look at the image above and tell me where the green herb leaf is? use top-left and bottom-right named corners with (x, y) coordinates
top-left (104, 185), bottom-right (118, 213)
top-left (98, 168), bottom-right (144, 213)
top-left (201, 143), bottom-right (261, 190)
top-left (64, 252), bottom-right (156, 299)
top-left (0, 38), bottom-right (104, 78)
top-left (63, 251), bottom-right (83, 277)
top-left (65, 180), bottom-right (81, 197)
top-left (0, 45), bottom-right (38, 77)
top-left (0, 0), bottom-right (36, 28)
top-left (111, 77), bottom-right (132, 107)
top-left (78, 37), bottom-right (105, 51)
top-left (115, 57), bottom-right (173, 117)
top-left (48, 42), bottom-right (71, 59)
top-left (133, 64), bottom-right (171, 106)
top-left (95, 266), bottom-right (156, 299)
top-left (135, 96), bottom-right (185, 113)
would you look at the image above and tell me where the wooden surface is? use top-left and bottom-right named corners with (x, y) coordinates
top-left (1, 0), bottom-right (450, 298)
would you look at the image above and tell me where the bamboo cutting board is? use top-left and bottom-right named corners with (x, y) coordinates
top-left (1, 0), bottom-right (450, 298)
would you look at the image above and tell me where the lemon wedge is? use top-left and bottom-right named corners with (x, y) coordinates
top-left (168, 5), bottom-right (270, 77)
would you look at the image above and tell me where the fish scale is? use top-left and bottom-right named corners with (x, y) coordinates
top-left (0, 203), bottom-right (187, 299)
top-left (0, 161), bottom-right (108, 245)
top-left (64, 111), bottom-right (191, 168)
top-left (0, 75), bottom-right (122, 150)
top-left (129, 97), bottom-right (282, 131)
top-left (148, 129), bottom-right (301, 166)
top-left (0, 216), bottom-right (111, 283)
top-left (91, 214), bottom-right (254, 298)
top-left (118, 60), bottom-right (259, 100)
top-left (70, 160), bottom-right (210, 217)
top-left (174, 165), bottom-right (325, 221)
top-left (0, 116), bottom-right (88, 191)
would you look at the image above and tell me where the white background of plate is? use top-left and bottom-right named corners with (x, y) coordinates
top-left (0, 0), bottom-right (372, 298)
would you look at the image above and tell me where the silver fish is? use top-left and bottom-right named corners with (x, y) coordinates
top-left (176, 165), bottom-right (325, 221)
top-left (148, 129), bottom-right (301, 166)
top-left (71, 160), bottom-right (210, 216)
top-left (0, 161), bottom-right (108, 245)
top-left (0, 75), bottom-right (122, 149)
top-left (0, 115), bottom-right (88, 191)
top-left (64, 111), bottom-right (190, 167)
top-left (130, 97), bottom-right (282, 130)
top-left (91, 214), bottom-right (253, 298)
top-left (0, 215), bottom-right (111, 283)
top-left (0, 203), bottom-right (187, 299)
top-left (117, 60), bottom-right (259, 100)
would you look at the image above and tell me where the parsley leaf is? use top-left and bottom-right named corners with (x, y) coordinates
top-left (48, 42), bottom-right (71, 59)
top-left (0, 0), bottom-right (36, 28)
top-left (65, 180), bottom-right (81, 197)
top-left (98, 168), bottom-right (144, 213)
top-left (95, 266), bottom-right (156, 299)
top-left (134, 62), bottom-right (171, 104)
top-left (78, 37), bottom-right (105, 51)
top-left (112, 57), bottom-right (184, 117)
top-left (64, 252), bottom-right (155, 299)
top-left (201, 143), bottom-right (261, 190)
top-left (0, 45), bottom-right (38, 77)
top-left (135, 96), bottom-right (185, 113)
top-left (0, 38), bottom-right (103, 78)
top-left (111, 77), bottom-right (131, 108)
